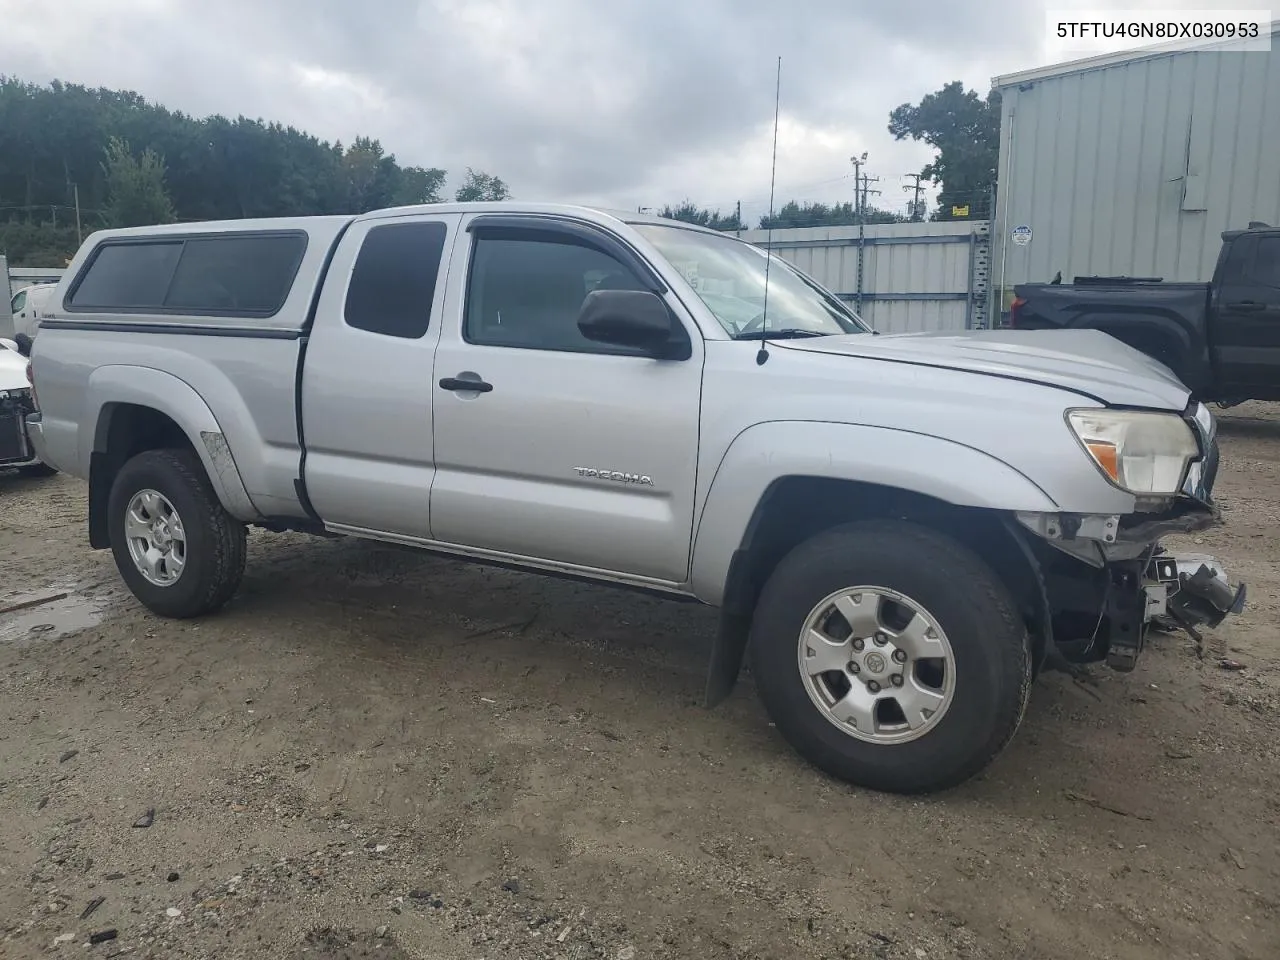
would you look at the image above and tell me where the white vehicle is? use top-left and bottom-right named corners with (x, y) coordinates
top-left (0, 337), bottom-right (55, 476)
top-left (10, 282), bottom-right (58, 347)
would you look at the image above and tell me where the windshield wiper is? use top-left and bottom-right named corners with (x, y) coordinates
top-left (733, 328), bottom-right (829, 340)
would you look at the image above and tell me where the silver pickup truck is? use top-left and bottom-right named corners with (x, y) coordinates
top-left (25, 202), bottom-right (1246, 793)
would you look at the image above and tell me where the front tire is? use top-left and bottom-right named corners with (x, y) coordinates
top-left (107, 448), bottom-right (247, 618)
top-left (748, 520), bottom-right (1031, 794)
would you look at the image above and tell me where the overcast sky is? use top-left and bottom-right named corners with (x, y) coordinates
top-left (0, 0), bottom-right (1224, 224)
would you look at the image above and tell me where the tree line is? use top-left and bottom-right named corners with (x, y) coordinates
top-left (656, 199), bottom-right (913, 232)
top-left (0, 77), bottom-right (509, 266)
top-left (1, 75), bottom-right (998, 266)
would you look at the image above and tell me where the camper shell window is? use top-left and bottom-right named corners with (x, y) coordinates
top-left (66, 231), bottom-right (308, 318)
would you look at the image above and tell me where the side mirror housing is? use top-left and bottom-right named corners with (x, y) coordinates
top-left (577, 289), bottom-right (689, 359)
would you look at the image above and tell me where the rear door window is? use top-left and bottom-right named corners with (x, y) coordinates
top-left (344, 221), bottom-right (449, 339)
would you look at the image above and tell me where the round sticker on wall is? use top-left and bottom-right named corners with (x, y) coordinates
top-left (1012, 225), bottom-right (1032, 246)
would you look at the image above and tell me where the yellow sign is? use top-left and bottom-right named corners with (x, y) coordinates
top-left (951, 204), bottom-right (970, 217)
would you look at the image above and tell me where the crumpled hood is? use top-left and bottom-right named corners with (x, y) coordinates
top-left (777, 328), bottom-right (1192, 410)
top-left (0, 344), bottom-right (28, 391)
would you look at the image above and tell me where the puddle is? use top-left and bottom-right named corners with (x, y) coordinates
top-left (0, 581), bottom-right (109, 643)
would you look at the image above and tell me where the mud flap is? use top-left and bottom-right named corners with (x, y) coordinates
top-left (705, 612), bottom-right (751, 708)
top-left (705, 548), bottom-right (756, 708)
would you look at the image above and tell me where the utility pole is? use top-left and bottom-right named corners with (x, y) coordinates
top-left (850, 153), bottom-right (867, 214)
top-left (903, 173), bottom-right (925, 221)
top-left (74, 184), bottom-right (82, 247)
top-left (850, 153), bottom-right (875, 315)
top-left (858, 172), bottom-right (881, 314)
top-left (858, 173), bottom-right (881, 215)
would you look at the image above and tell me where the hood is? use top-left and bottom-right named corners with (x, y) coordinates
top-left (0, 342), bottom-right (28, 391)
top-left (777, 328), bottom-right (1191, 410)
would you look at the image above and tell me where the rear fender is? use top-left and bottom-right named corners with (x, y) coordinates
top-left (85, 366), bottom-right (259, 522)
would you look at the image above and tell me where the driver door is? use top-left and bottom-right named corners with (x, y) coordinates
top-left (428, 215), bottom-right (705, 585)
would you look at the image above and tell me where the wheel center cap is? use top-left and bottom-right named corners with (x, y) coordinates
top-left (864, 652), bottom-right (887, 675)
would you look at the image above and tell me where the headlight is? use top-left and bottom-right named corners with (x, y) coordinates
top-left (1066, 409), bottom-right (1199, 496)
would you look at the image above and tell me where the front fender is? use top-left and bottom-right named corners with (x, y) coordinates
top-left (689, 420), bottom-right (1059, 605)
top-left (84, 365), bottom-right (259, 521)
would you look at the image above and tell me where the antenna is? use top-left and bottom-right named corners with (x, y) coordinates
top-left (757, 55), bottom-right (782, 366)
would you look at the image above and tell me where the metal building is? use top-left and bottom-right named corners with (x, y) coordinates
top-left (991, 23), bottom-right (1280, 318)
top-left (740, 220), bottom-right (991, 333)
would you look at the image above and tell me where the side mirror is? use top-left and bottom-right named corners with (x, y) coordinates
top-left (577, 289), bottom-right (686, 358)
top-left (0, 338), bottom-right (19, 354)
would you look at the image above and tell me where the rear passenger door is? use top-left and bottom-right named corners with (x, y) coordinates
top-left (300, 214), bottom-right (459, 538)
top-left (1213, 233), bottom-right (1280, 396)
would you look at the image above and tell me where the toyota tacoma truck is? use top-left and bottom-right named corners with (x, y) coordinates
top-left (24, 203), bottom-right (1246, 794)
top-left (1010, 221), bottom-right (1280, 405)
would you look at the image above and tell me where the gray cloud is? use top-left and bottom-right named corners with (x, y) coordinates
top-left (1, 0), bottom-right (1159, 221)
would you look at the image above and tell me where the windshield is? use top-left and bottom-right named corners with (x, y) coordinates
top-left (632, 223), bottom-right (870, 338)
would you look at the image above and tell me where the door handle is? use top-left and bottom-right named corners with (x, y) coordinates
top-left (439, 376), bottom-right (493, 393)
top-left (1227, 300), bottom-right (1266, 311)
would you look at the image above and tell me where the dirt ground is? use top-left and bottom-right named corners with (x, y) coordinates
top-left (1, 405), bottom-right (1277, 960)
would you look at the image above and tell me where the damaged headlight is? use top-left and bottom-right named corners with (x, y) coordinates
top-left (1066, 409), bottom-right (1199, 497)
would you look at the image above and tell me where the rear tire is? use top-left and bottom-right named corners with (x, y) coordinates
top-left (107, 448), bottom-right (246, 618)
top-left (748, 520), bottom-right (1032, 794)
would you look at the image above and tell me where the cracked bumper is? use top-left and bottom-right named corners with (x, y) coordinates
top-left (1014, 401), bottom-right (1243, 671)
top-left (1015, 503), bottom-right (1246, 672)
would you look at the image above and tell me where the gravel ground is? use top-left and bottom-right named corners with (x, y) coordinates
top-left (1, 403), bottom-right (1277, 960)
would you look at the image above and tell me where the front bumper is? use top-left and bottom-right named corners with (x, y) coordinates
top-left (1016, 401), bottom-right (1245, 671)
top-left (1015, 520), bottom-right (1248, 672)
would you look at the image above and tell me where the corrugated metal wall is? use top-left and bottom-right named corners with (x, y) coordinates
top-left (738, 220), bottom-right (990, 333)
top-left (992, 31), bottom-right (1280, 305)
top-left (7, 266), bottom-right (64, 288)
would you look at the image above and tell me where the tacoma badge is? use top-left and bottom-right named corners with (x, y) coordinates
top-left (573, 467), bottom-right (654, 486)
